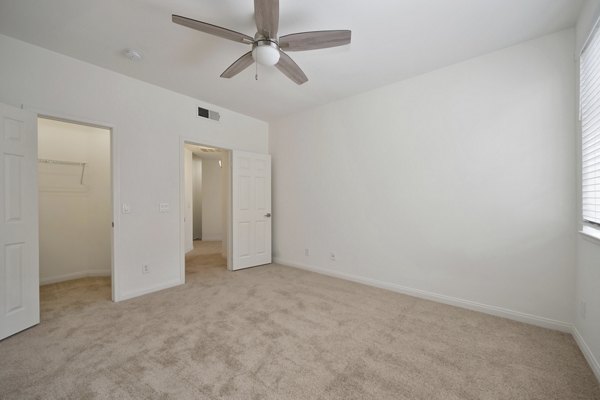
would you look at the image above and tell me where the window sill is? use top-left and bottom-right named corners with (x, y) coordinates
top-left (579, 225), bottom-right (600, 244)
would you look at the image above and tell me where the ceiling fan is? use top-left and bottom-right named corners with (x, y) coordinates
top-left (172, 0), bottom-right (351, 85)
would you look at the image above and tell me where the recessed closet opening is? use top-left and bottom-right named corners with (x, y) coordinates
top-left (37, 117), bottom-right (112, 295)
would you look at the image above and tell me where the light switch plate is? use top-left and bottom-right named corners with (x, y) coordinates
top-left (159, 203), bottom-right (169, 213)
top-left (122, 203), bottom-right (131, 214)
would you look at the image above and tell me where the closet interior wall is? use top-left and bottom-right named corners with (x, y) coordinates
top-left (38, 118), bottom-right (111, 285)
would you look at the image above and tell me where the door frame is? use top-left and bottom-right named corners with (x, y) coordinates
top-left (179, 138), bottom-right (233, 282)
top-left (34, 111), bottom-right (119, 301)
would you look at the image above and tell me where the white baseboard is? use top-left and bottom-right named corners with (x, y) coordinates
top-left (116, 279), bottom-right (183, 302)
top-left (572, 326), bottom-right (600, 383)
top-left (273, 258), bottom-right (572, 333)
top-left (40, 269), bottom-right (110, 285)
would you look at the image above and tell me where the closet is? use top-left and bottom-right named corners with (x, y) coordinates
top-left (38, 117), bottom-right (111, 285)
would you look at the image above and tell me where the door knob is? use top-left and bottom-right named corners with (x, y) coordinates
top-left (265, 213), bottom-right (272, 217)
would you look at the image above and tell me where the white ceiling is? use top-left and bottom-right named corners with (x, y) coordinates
top-left (0, 0), bottom-right (584, 121)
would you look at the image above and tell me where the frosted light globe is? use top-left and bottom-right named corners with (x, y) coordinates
top-left (252, 43), bottom-right (280, 66)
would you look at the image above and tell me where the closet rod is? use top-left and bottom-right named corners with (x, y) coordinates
top-left (38, 159), bottom-right (87, 184)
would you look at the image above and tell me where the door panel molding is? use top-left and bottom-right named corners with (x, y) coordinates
top-left (232, 151), bottom-right (271, 270)
top-left (0, 103), bottom-right (39, 340)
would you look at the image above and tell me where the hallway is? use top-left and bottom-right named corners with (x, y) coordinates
top-left (186, 240), bottom-right (227, 274)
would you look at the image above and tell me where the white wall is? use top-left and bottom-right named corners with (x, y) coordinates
top-left (575, 0), bottom-right (600, 382)
top-left (270, 29), bottom-right (577, 330)
top-left (575, 237), bottom-right (600, 380)
top-left (0, 34), bottom-right (269, 300)
top-left (38, 118), bottom-right (111, 284)
top-left (201, 158), bottom-right (224, 241)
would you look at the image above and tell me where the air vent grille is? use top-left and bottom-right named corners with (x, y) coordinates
top-left (198, 107), bottom-right (220, 121)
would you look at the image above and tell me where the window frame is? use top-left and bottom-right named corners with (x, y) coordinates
top-left (580, 16), bottom-right (600, 234)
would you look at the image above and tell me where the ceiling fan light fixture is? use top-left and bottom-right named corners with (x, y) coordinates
top-left (172, 1), bottom-right (351, 84)
top-left (252, 41), bottom-right (280, 66)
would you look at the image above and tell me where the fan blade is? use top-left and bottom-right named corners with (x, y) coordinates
top-left (275, 51), bottom-right (308, 85)
top-left (254, 0), bottom-right (279, 38)
top-left (172, 15), bottom-right (253, 44)
top-left (279, 30), bottom-right (351, 51)
top-left (220, 51), bottom-right (255, 78)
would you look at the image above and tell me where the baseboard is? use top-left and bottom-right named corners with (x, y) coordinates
top-left (273, 258), bottom-right (572, 333)
top-left (116, 279), bottom-right (183, 302)
top-left (40, 269), bottom-right (110, 285)
top-left (572, 326), bottom-right (600, 383)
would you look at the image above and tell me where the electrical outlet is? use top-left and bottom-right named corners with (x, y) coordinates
top-left (329, 252), bottom-right (336, 261)
top-left (142, 264), bottom-right (150, 274)
top-left (304, 248), bottom-right (310, 256)
top-left (581, 300), bottom-right (587, 320)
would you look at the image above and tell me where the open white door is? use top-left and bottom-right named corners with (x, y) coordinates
top-left (0, 103), bottom-right (39, 340)
top-left (232, 151), bottom-right (271, 270)
top-left (184, 148), bottom-right (194, 253)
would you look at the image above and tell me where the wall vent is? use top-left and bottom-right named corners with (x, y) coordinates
top-left (198, 107), bottom-right (220, 121)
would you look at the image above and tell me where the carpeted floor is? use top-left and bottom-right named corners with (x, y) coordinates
top-left (0, 241), bottom-right (599, 399)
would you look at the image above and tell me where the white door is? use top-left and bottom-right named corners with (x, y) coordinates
top-left (0, 103), bottom-right (39, 340)
top-left (232, 151), bottom-right (271, 270)
top-left (184, 148), bottom-right (194, 253)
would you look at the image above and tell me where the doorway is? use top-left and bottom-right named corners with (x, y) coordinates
top-left (37, 117), bottom-right (112, 295)
top-left (180, 141), bottom-right (272, 278)
top-left (183, 143), bottom-right (231, 274)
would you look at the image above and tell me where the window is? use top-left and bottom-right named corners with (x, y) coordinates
top-left (582, 23), bottom-right (600, 226)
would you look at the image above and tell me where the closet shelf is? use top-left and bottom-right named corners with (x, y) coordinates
top-left (38, 159), bottom-right (87, 184)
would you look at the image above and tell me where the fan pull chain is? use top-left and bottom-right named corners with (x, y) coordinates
top-left (255, 62), bottom-right (258, 81)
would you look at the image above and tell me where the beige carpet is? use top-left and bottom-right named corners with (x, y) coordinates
top-left (0, 241), bottom-right (599, 399)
